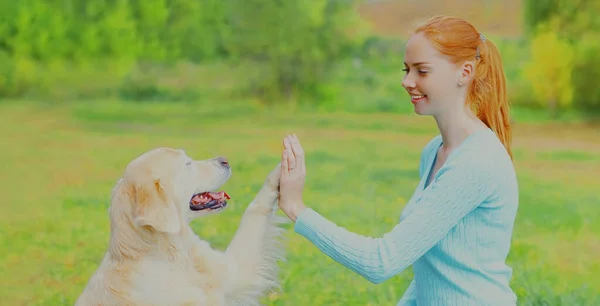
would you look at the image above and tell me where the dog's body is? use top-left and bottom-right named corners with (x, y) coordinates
top-left (76, 148), bottom-right (286, 306)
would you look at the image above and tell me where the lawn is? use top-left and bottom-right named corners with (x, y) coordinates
top-left (1, 100), bottom-right (599, 305)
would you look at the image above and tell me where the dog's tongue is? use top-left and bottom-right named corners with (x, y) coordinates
top-left (191, 191), bottom-right (230, 205)
top-left (208, 191), bottom-right (230, 200)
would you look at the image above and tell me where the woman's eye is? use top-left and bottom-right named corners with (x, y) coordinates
top-left (402, 68), bottom-right (428, 75)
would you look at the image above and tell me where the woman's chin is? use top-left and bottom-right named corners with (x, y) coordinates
top-left (412, 104), bottom-right (430, 116)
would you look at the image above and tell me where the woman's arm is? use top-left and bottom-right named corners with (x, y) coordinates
top-left (293, 156), bottom-right (496, 284)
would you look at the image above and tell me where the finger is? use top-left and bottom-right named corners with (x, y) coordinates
top-left (283, 136), bottom-right (293, 169)
top-left (282, 135), bottom-right (288, 149)
top-left (283, 136), bottom-right (291, 151)
top-left (287, 149), bottom-right (296, 171)
top-left (290, 134), bottom-right (304, 158)
top-left (284, 137), bottom-right (296, 170)
top-left (281, 149), bottom-right (289, 175)
top-left (290, 134), bottom-right (305, 172)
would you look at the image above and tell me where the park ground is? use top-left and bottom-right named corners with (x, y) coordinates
top-left (0, 100), bottom-right (598, 305)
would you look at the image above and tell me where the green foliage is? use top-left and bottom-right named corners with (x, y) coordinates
top-left (223, 0), bottom-right (369, 103)
top-left (522, 30), bottom-right (574, 116)
top-left (523, 0), bottom-right (598, 39)
top-left (0, 0), bottom-right (231, 63)
top-left (570, 31), bottom-right (600, 115)
top-left (522, 0), bottom-right (560, 36)
top-left (523, 0), bottom-right (600, 113)
top-left (0, 0), bottom-right (366, 103)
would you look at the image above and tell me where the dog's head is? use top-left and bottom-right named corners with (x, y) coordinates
top-left (112, 147), bottom-right (232, 234)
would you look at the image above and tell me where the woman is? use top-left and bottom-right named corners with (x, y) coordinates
top-left (277, 16), bottom-right (519, 305)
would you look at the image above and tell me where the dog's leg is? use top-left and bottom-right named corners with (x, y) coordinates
top-left (223, 164), bottom-right (288, 305)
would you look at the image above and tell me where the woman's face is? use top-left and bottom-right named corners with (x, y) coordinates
top-left (401, 32), bottom-right (467, 117)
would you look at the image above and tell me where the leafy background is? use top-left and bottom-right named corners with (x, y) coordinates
top-left (1, 0), bottom-right (599, 305)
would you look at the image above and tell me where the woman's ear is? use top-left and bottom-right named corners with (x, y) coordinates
top-left (458, 61), bottom-right (475, 86)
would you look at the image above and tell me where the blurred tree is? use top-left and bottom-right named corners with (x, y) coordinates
top-left (571, 33), bottom-right (600, 114)
top-left (522, 29), bottom-right (574, 118)
top-left (523, 0), bottom-right (600, 114)
top-left (0, 0), bottom-right (369, 102)
top-left (223, 0), bottom-right (369, 103)
top-left (524, 0), bottom-right (598, 39)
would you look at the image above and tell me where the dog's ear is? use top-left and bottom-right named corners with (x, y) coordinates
top-left (131, 178), bottom-right (181, 233)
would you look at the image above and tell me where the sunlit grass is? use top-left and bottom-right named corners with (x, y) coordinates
top-left (1, 101), bottom-right (598, 305)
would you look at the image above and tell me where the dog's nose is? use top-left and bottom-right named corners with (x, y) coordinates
top-left (217, 156), bottom-right (229, 168)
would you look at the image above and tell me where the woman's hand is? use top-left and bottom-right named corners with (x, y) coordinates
top-left (279, 134), bottom-right (307, 222)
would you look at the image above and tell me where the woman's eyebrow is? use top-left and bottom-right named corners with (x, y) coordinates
top-left (404, 61), bottom-right (432, 66)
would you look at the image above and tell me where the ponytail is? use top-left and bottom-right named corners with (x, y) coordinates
top-left (415, 16), bottom-right (513, 160)
top-left (469, 38), bottom-right (513, 160)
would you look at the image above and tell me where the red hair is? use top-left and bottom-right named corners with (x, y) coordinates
top-left (414, 16), bottom-right (513, 160)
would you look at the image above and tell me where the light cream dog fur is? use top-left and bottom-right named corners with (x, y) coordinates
top-left (75, 147), bottom-right (287, 306)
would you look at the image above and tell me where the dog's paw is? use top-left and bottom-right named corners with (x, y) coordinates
top-left (263, 163), bottom-right (281, 192)
top-left (250, 163), bottom-right (281, 212)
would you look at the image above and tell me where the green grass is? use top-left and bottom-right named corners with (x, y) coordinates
top-left (1, 100), bottom-right (599, 305)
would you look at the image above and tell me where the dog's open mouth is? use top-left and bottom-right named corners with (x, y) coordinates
top-left (189, 191), bottom-right (230, 211)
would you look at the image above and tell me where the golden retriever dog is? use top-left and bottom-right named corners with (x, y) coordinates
top-left (75, 147), bottom-right (287, 306)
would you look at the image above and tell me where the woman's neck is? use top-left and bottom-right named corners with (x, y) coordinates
top-left (434, 107), bottom-right (487, 151)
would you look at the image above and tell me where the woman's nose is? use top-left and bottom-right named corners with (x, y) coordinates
top-left (402, 78), bottom-right (416, 90)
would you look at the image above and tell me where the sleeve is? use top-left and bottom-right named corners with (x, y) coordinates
top-left (396, 279), bottom-right (417, 305)
top-left (293, 156), bottom-right (496, 284)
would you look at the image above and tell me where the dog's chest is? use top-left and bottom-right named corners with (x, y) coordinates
top-left (129, 260), bottom-right (222, 305)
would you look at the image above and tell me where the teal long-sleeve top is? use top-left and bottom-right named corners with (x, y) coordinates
top-left (294, 128), bottom-right (519, 305)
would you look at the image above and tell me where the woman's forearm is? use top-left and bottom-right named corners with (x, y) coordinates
top-left (292, 157), bottom-right (496, 284)
top-left (293, 208), bottom-right (412, 284)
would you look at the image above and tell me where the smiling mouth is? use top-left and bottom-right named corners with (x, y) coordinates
top-left (410, 95), bottom-right (427, 103)
top-left (189, 191), bottom-right (230, 211)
